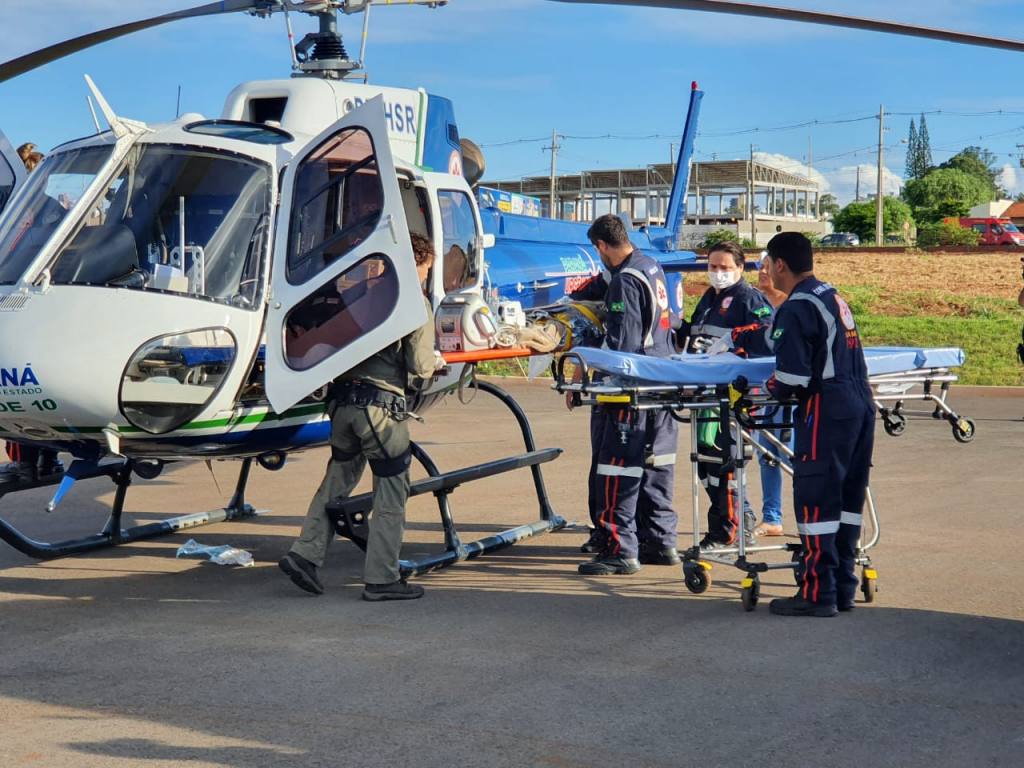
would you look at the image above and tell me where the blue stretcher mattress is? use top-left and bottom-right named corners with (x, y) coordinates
top-left (573, 346), bottom-right (965, 387)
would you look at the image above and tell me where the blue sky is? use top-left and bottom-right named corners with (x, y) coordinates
top-left (3, 0), bottom-right (1024, 203)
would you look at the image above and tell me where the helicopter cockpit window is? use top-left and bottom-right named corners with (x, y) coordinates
top-left (287, 127), bottom-right (384, 286)
top-left (283, 254), bottom-right (398, 371)
top-left (0, 145), bottom-right (113, 285)
top-left (437, 190), bottom-right (480, 292)
top-left (185, 120), bottom-right (294, 145)
top-left (47, 144), bottom-right (271, 309)
top-left (0, 149), bottom-right (15, 213)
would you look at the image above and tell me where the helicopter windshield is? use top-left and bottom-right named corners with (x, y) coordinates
top-left (0, 145), bottom-right (113, 285)
top-left (44, 144), bottom-right (272, 308)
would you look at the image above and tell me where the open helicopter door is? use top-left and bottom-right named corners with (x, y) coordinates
top-left (0, 131), bottom-right (25, 214)
top-left (265, 96), bottom-right (425, 413)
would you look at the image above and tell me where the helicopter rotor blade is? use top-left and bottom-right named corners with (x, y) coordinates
top-left (550, 0), bottom-right (1024, 54)
top-left (0, 0), bottom-right (275, 84)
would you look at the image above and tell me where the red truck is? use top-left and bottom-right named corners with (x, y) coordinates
top-left (954, 217), bottom-right (1024, 247)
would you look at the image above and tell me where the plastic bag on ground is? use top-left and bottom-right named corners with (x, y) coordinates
top-left (175, 538), bottom-right (254, 567)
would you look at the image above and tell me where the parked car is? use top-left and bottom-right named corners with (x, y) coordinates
top-left (821, 232), bottom-right (860, 247)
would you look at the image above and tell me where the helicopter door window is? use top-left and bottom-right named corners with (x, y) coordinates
top-left (283, 254), bottom-right (398, 371)
top-left (0, 145), bottom-right (114, 285)
top-left (286, 127), bottom-right (384, 286)
top-left (437, 189), bottom-right (480, 292)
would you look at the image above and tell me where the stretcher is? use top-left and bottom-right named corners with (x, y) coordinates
top-left (563, 345), bottom-right (974, 441)
top-left (552, 345), bottom-right (964, 610)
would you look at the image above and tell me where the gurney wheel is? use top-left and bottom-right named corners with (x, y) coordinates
top-left (951, 418), bottom-right (976, 444)
top-left (683, 563), bottom-right (710, 594)
top-left (860, 568), bottom-right (877, 603)
top-left (740, 575), bottom-right (760, 612)
top-left (882, 414), bottom-right (906, 437)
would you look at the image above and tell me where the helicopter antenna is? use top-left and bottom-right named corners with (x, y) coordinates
top-left (86, 94), bottom-right (101, 134)
top-left (83, 75), bottom-right (150, 137)
top-left (358, 1), bottom-right (372, 82)
top-left (282, 4), bottom-right (301, 72)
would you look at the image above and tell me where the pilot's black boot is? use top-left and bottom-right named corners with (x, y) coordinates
top-left (278, 551), bottom-right (324, 595)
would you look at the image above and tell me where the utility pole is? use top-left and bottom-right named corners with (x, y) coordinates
top-left (876, 104), bottom-right (885, 246)
top-left (545, 129), bottom-right (561, 220)
top-left (856, 166), bottom-right (861, 201)
top-left (670, 142), bottom-right (677, 176)
top-left (749, 144), bottom-right (757, 245)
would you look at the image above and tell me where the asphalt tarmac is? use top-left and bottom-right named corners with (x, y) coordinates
top-left (0, 380), bottom-right (1021, 768)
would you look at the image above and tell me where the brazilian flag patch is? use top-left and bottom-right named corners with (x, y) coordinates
top-left (772, 328), bottom-right (785, 340)
top-left (610, 301), bottom-right (625, 313)
top-left (754, 307), bottom-right (772, 318)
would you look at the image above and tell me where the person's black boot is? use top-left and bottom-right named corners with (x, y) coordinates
top-left (580, 528), bottom-right (606, 554)
top-left (769, 595), bottom-right (837, 617)
top-left (278, 552), bottom-right (324, 595)
top-left (837, 592), bottom-right (857, 612)
top-left (698, 535), bottom-right (733, 554)
top-left (638, 545), bottom-right (681, 566)
top-left (362, 580), bottom-right (425, 601)
top-left (578, 555), bottom-right (641, 575)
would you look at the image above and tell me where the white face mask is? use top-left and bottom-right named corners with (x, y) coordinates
top-left (708, 270), bottom-right (740, 291)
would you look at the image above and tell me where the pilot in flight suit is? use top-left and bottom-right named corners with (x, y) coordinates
top-left (280, 233), bottom-right (438, 601)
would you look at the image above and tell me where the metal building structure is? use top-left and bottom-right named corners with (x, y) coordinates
top-left (482, 159), bottom-right (823, 244)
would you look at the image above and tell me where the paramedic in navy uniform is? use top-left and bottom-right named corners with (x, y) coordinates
top-left (677, 241), bottom-right (774, 551)
top-left (569, 214), bottom-right (679, 575)
top-left (761, 232), bottom-right (876, 617)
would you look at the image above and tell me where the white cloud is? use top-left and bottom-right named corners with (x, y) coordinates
top-left (753, 152), bottom-right (831, 192)
top-left (998, 163), bottom-right (1023, 197)
top-left (826, 164), bottom-right (903, 205)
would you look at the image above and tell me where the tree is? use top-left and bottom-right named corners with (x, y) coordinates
top-left (700, 228), bottom-right (741, 249)
top-left (905, 119), bottom-right (919, 180)
top-left (916, 221), bottom-right (981, 248)
top-left (903, 167), bottom-right (994, 224)
top-left (917, 114), bottom-right (933, 173)
top-left (819, 193), bottom-right (840, 219)
top-left (939, 146), bottom-right (1005, 198)
top-left (832, 197), bottom-right (913, 242)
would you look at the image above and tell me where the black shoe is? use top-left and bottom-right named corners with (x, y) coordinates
top-left (0, 462), bottom-right (34, 483)
top-left (578, 555), bottom-right (641, 575)
top-left (698, 535), bottom-right (733, 553)
top-left (769, 595), bottom-right (837, 617)
top-left (580, 528), bottom-right (607, 554)
top-left (837, 596), bottom-right (856, 612)
top-left (638, 546), bottom-right (681, 566)
top-left (362, 580), bottom-right (424, 601)
top-left (278, 552), bottom-right (324, 595)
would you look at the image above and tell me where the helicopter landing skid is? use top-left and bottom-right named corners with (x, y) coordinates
top-left (327, 380), bottom-right (567, 578)
top-left (0, 457), bottom-right (258, 560)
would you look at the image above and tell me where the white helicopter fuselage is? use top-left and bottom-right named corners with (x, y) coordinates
top-left (0, 79), bottom-right (485, 462)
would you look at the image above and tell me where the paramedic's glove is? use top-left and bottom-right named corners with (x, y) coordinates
top-left (706, 335), bottom-right (732, 356)
top-left (691, 337), bottom-right (712, 354)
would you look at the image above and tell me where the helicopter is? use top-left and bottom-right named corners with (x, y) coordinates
top-left (0, 0), bottom-right (1020, 563)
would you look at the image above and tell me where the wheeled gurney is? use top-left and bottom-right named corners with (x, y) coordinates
top-left (553, 345), bottom-right (966, 610)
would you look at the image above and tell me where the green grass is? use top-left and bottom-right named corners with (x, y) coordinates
top-left (857, 314), bottom-right (1023, 386)
top-left (831, 283), bottom-right (1023, 386)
